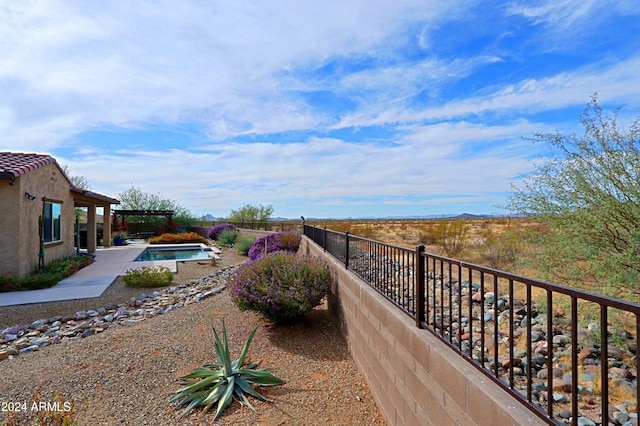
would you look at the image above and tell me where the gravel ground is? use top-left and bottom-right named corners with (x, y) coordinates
top-left (0, 249), bottom-right (384, 425)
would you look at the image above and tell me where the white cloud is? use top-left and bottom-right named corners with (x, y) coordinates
top-left (1, 1), bottom-right (637, 217)
top-left (0, 0), bottom-right (462, 147)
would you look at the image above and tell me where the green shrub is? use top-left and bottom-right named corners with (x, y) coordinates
top-left (0, 255), bottom-right (94, 292)
top-left (217, 230), bottom-right (239, 246)
top-left (229, 252), bottom-right (331, 323)
top-left (236, 236), bottom-right (256, 256)
top-left (19, 271), bottom-right (65, 290)
top-left (0, 274), bottom-right (20, 292)
top-left (123, 266), bottom-right (173, 288)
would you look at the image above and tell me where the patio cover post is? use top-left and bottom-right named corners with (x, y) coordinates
top-left (87, 204), bottom-right (97, 253)
top-left (104, 204), bottom-right (112, 247)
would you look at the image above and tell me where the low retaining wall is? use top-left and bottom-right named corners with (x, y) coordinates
top-left (301, 236), bottom-right (539, 426)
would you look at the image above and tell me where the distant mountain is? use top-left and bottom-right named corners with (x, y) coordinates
top-left (200, 213), bottom-right (503, 221)
top-left (453, 213), bottom-right (495, 219)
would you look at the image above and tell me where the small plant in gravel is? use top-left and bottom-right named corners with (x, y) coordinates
top-left (123, 266), bottom-right (173, 288)
top-left (207, 223), bottom-right (238, 240)
top-left (247, 231), bottom-right (301, 260)
top-left (236, 236), bottom-right (256, 256)
top-left (217, 230), bottom-right (240, 246)
top-left (229, 251), bottom-right (331, 323)
top-left (171, 320), bottom-right (285, 420)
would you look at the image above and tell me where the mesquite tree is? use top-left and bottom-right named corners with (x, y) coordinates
top-left (507, 96), bottom-right (640, 299)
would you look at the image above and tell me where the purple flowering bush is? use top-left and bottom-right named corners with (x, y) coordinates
top-left (247, 231), bottom-right (301, 260)
top-left (229, 252), bottom-right (331, 323)
top-left (207, 223), bottom-right (238, 240)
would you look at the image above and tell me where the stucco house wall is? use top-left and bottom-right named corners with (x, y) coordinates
top-left (0, 163), bottom-right (75, 276)
top-left (1, 152), bottom-right (119, 278)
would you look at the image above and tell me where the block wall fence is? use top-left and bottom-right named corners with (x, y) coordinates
top-left (300, 235), bottom-right (540, 425)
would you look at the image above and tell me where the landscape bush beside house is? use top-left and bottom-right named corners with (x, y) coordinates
top-left (0, 255), bottom-right (94, 292)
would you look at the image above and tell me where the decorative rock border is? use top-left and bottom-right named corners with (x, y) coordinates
top-left (0, 265), bottom-right (238, 362)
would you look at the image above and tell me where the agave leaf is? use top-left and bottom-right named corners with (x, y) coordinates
top-left (203, 362), bottom-right (223, 369)
top-left (200, 380), bottom-right (227, 406)
top-left (245, 360), bottom-right (261, 369)
top-left (179, 367), bottom-right (220, 381)
top-left (237, 369), bottom-right (286, 385)
top-left (221, 321), bottom-right (233, 375)
top-left (233, 382), bottom-right (257, 410)
top-left (203, 387), bottom-right (226, 415)
top-left (212, 321), bottom-right (233, 376)
top-left (235, 375), bottom-right (270, 402)
top-left (212, 324), bottom-right (230, 376)
top-left (176, 374), bottom-right (226, 398)
top-left (214, 376), bottom-right (235, 420)
top-left (236, 324), bottom-right (260, 368)
top-left (178, 393), bottom-right (207, 418)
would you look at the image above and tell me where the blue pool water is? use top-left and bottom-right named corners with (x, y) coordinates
top-left (135, 247), bottom-right (212, 262)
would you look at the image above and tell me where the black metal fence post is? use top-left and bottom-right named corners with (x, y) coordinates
top-left (416, 244), bottom-right (425, 329)
top-left (345, 231), bottom-right (350, 269)
top-left (323, 227), bottom-right (327, 251)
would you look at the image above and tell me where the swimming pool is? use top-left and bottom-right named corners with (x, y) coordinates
top-left (135, 246), bottom-right (214, 262)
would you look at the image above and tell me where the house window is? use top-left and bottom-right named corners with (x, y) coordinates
top-left (44, 201), bottom-right (62, 243)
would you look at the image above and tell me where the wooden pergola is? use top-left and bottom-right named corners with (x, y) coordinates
top-left (112, 209), bottom-right (175, 225)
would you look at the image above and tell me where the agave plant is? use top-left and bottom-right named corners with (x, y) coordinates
top-left (171, 320), bottom-right (285, 420)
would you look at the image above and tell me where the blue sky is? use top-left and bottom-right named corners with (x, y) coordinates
top-left (2, 1), bottom-right (639, 219)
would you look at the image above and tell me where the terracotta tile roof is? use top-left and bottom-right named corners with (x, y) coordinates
top-left (0, 152), bottom-right (57, 181)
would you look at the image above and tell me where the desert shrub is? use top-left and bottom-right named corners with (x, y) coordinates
top-left (148, 232), bottom-right (206, 244)
top-left (248, 231), bottom-right (301, 260)
top-left (477, 230), bottom-right (523, 270)
top-left (434, 220), bottom-right (469, 257)
top-left (123, 266), bottom-right (173, 288)
top-left (277, 231), bottom-right (301, 252)
top-left (217, 230), bottom-right (239, 246)
top-left (229, 252), bottom-right (331, 323)
top-left (207, 223), bottom-right (238, 240)
top-left (236, 236), bottom-right (256, 256)
top-left (0, 255), bottom-right (94, 292)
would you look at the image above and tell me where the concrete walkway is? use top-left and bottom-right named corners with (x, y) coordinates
top-left (0, 242), bottom-right (180, 307)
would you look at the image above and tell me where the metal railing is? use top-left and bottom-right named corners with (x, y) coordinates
top-left (303, 223), bottom-right (640, 425)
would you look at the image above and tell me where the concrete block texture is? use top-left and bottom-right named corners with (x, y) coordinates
top-left (301, 236), bottom-right (541, 425)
